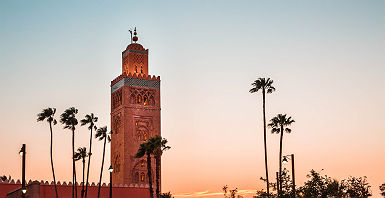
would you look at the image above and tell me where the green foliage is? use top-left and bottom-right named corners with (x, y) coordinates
top-left (0, 175), bottom-right (8, 181)
top-left (80, 113), bottom-right (98, 131)
top-left (341, 176), bottom-right (372, 197)
top-left (37, 107), bottom-right (57, 124)
top-left (74, 147), bottom-right (88, 162)
top-left (222, 185), bottom-right (238, 198)
top-left (95, 126), bottom-right (111, 142)
top-left (380, 183), bottom-right (385, 197)
top-left (135, 141), bottom-right (152, 158)
top-left (159, 192), bottom-right (174, 198)
top-left (268, 114), bottom-right (295, 134)
top-left (150, 135), bottom-right (171, 157)
top-left (297, 169), bottom-right (343, 197)
top-left (60, 107), bottom-right (78, 129)
top-left (249, 78), bottom-right (275, 94)
top-left (295, 169), bottom-right (372, 198)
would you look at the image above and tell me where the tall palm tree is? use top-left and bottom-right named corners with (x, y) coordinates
top-left (95, 126), bottom-right (111, 198)
top-left (60, 107), bottom-right (79, 198)
top-left (268, 114), bottom-right (295, 197)
top-left (149, 136), bottom-right (170, 198)
top-left (249, 77), bottom-right (275, 195)
top-left (136, 141), bottom-right (155, 198)
top-left (74, 147), bottom-right (88, 198)
top-left (37, 107), bottom-right (59, 198)
top-left (80, 113), bottom-right (98, 198)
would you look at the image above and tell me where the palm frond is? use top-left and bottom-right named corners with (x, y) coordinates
top-left (95, 126), bottom-right (107, 141)
top-left (60, 107), bottom-right (78, 130)
top-left (135, 142), bottom-right (147, 158)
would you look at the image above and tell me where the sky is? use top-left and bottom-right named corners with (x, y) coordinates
top-left (0, 0), bottom-right (384, 197)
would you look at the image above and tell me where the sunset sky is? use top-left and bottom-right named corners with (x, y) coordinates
top-left (1, 0), bottom-right (384, 197)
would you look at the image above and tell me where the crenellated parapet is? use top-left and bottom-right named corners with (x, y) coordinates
top-left (111, 72), bottom-right (161, 94)
top-left (111, 72), bottom-right (160, 87)
top-left (0, 179), bottom-right (149, 188)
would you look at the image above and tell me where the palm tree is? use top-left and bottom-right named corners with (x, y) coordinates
top-left (222, 185), bottom-right (228, 197)
top-left (249, 77), bottom-right (275, 195)
top-left (136, 141), bottom-right (155, 198)
top-left (160, 192), bottom-right (174, 198)
top-left (74, 147), bottom-right (88, 198)
top-left (268, 114), bottom-right (295, 197)
top-left (95, 126), bottom-right (111, 198)
top-left (60, 107), bottom-right (79, 198)
top-left (37, 107), bottom-right (59, 198)
top-left (149, 136), bottom-right (170, 198)
top-left (80, 113), bottom-right (98, 198)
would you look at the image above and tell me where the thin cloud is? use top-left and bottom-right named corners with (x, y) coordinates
top-left (174, 189), bottom-right (258, 197)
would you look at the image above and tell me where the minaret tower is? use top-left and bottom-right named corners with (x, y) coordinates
top-left (110, 29), bottom-right (161, 187)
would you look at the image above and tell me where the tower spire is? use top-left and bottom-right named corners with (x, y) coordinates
top-left (133, 27), bottom-right (138, 43)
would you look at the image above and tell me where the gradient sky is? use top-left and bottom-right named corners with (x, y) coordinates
top-left (1, 0), bottom-right (384, 197)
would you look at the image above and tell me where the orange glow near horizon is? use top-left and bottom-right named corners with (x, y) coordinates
top-left (1, 1), bottom-right (385, 198)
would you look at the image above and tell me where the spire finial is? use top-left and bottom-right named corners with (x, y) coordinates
top-left (132, 27), bottom-right (138, 43)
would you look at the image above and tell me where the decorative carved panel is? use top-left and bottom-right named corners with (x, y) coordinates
top-left (112, 113), bottom-right (122, 134)
top-left (112, 89), bottom-right (122, 109)
top-left (129, 87), bottom-right (156, 106)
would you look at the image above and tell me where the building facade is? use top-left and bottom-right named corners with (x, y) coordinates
top-left (110, 29), bottom-right (161, 187)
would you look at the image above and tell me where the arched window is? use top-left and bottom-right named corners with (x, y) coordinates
top-left (140, 172), bottom-right (145, 182)
top-left (144, 96), bottom-right (148, 105)
top-left (135, 172), bottom-right (139, 183)
top-left (137, 95), bottom-right (142, 104)
top-left (141, 66), bottom-right (143, 73)
top-left (141, 160), bottom-right (145, 167)
top-left (135, 66), bottom-right (138, 73)
top-left (137, 132), bottom-right (141, 141)
top-left (143, 133), bottom-right (147, 141)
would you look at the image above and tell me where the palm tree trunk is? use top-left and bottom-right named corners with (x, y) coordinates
top-left (72, 128), bottom-right (78, 198)
top-left (72, 129), bottom-right (75, 198)
top-left (81, 159), bottom-right (85, 198)
top-left (279, 126), bottom-right (284, 197)
top-left (85, 127), bottom-right (93, 198)
top-left (262, 90), bottom-right (270, 196)
top-left (147, 154), bottom-right (154, 198)
top-left (155, 154), bottom-right (161, 198)
top-left (97, 137), bottom-right (107, 198)
top-left (49, 122), bottom-right (59, 198)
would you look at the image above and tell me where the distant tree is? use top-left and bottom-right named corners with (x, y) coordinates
top-left (95, 126), bottom-right (111, 198)
top-left (80, 113), bottom-right (98, 198)
top-left (254, 190), bottom-right (272, 198)
top-left (159, 192), bottom-right (174, 198)
top-left (136, 141), bottom-right (155, 198)
top-left (74, 147), bottom-right (88, 198)
top-left (341, 176), bottom-right (372, 197)
top-left (250, 77), bottom-right (275, 196)
top-left (229, 188), bottom-right (238, 198)
top-left (37, 107), bottom-right (59, 198)
top-left (149, 136), bottom-right (170, 198)
top-left (60, 107), bottom-right (79, 198)
top-left (223, 185), bottom-right (228, 197)
top-left (297, 169), bottom-right (343, 197)
top-left (380, 183), bottom-right (385, 197)
top-left (279, 169), bottom-right (294, 198)
top-left (268, 114), bottom-right (295, 196)
top-left (0, 175), bottom-right (7, 182)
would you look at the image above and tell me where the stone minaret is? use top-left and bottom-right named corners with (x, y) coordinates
top-left (110, 29), bottom-right (161, 187)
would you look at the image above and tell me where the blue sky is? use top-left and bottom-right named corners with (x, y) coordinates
top-left (1, 1), bottom-right (384, 197)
